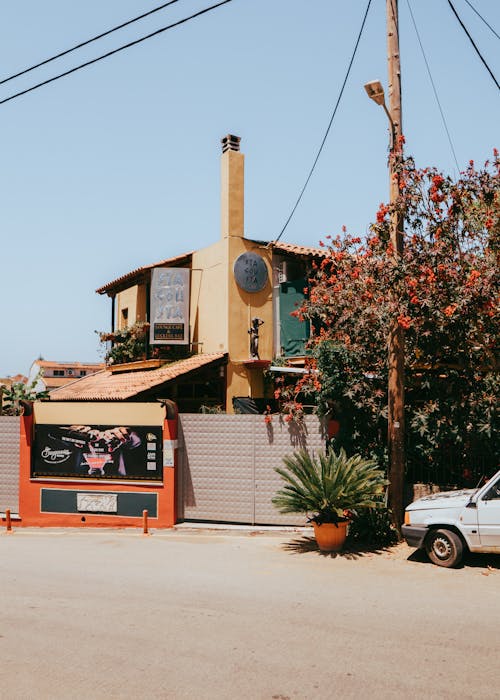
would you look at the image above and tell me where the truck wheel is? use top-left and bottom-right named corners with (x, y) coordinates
top-left (425, 529), bottom-right (464, 568)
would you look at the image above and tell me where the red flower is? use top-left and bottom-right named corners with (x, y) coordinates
top-left (376, 204), bottom-right (389, 223)
top-left (397, 314), bottom-right (412, 330)
top-left (466, 270), bottom-right (481, 287)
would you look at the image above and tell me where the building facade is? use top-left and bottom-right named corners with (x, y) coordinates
top-left (29, 359), bottom-right (105, 392)
top-left (52, 136), bottom-right (323, 412)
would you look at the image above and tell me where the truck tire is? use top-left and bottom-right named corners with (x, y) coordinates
top-left (425, 529), bottom-right (464, 568)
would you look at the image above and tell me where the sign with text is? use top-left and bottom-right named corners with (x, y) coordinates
top-left (150, 267), bottom-right (190, 345)
top-left (32, 424), bottom-right (163, 481)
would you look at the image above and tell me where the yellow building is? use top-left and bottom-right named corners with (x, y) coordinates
top-left (53, 136), bottom-right (323, 412)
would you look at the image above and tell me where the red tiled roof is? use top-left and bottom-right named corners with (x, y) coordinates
top-left (49, 353), bottom-right (227, 401)
top-left (34, 360), bottom-right (104, 370)
top-left (44, 377), bottom-right (86, 389)
top-left (271, 241), bottom-right (326, 258)
top-left (96, 242), bottom-right (324, 297)
top-left (1, 374), bottom-right (28, 385)
top-left (96, 252), bottom-right (193, 295)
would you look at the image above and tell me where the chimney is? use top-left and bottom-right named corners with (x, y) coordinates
top-left (220, 134), bottom-right (244, 239)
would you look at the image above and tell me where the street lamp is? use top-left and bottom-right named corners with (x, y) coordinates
top-left (364, 77), bottom-right (406, 529)
top-left (364, 80), bottom-right (395, 147)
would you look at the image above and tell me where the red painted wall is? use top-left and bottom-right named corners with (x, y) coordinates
top-left (18, 412), bottom-right (177, 529)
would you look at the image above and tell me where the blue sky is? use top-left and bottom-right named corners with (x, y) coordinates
top-left (1, 0), bottom-right (498, 377)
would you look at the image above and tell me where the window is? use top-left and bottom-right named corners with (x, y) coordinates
top-left (53, 370), bottom-right (65, 377)
top-left (80, 371), bottom-right (87, 377)
top-left (484, 478), bottom-right (500, 500)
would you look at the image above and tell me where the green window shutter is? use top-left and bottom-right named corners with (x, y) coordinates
top-left (279, 278), bottom-right (310, 356)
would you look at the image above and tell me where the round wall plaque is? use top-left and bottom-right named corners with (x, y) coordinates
top-left (233, 252), bottom-right (268, 293)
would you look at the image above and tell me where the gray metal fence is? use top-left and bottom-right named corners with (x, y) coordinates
top-left (177, 413), bottom-right (328, 525)
top-left (0, 417), bottom-right (20, 514)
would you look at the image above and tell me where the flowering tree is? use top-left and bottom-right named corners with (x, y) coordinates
top-left (276, 152), bottom-right (499, 513)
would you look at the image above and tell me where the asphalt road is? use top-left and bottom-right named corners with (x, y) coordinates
top-left (1, 527), bottom-right (499, 700)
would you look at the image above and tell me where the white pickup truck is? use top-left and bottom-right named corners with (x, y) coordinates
top-left (402, 469), bottom-right (500, 567)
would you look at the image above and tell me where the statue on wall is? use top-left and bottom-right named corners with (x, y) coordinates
top-left (248, 317), bottom-right (264, 359)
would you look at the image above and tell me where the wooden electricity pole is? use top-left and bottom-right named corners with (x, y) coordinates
top-left (386, 0), bottom-right (406, 528)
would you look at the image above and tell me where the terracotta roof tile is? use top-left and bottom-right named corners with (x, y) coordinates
top-left (271, 241), bottom-right (326, 257)
top-left (96, 252), bottom-right (193, 295)
top-left (96, 242), bottom-right (324, 297)
top-left (49, 353), bottom-right (226, 401)
top-left (34, 360), bottom-right (104, 370)
top-left (43, 377), bottom-right (87, 389)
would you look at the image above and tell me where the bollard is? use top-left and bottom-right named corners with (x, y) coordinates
top-left (143, 509), bottom-right (149, 535)
top-left (5, 508), bottom-right (13, 533)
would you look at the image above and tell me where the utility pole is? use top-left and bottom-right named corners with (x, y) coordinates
top-left (386, 0), bottom-right (405, 528)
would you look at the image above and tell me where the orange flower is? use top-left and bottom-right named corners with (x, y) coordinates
top-left (397, 314), bottom-right (412, 330)
top-left (444, 304), bottom-right (457, 317)
top-left (466, 270), bottom-right (481, 287)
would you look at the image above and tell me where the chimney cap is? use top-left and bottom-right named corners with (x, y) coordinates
top-left (221, 134), bottom-right (241, 153)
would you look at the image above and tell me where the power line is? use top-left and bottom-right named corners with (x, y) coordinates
top-left (0, 0), bottom-right (181, 87)
top-left (447, 0), bottom-right (499, 90)
top-left (406, 0), bottom-right (460, 172)
top-left (274, 0), bottom-right (372, 244)
top-left (463, 0), bottom-right (500, 41)
top-left (0, 0), bottom-right (233, 107)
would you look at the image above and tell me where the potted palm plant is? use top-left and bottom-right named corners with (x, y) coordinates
top-left (272, 448), bottom-right (388, 552)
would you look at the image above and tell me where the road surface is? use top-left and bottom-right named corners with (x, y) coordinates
top-left (1, 527), bottom-right (498, 699)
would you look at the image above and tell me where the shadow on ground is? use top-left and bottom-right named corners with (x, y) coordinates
top-left (283, 538), bottom-right (500, 569)
top-left (281, 535), bottom-right (390, 559)
top-left (408, 547), bottom-right (500, 570)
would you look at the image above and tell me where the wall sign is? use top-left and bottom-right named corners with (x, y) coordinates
top-left (32, 424), bottom-right (163, 481)
top-left (77, 493), bottom-right (118, 513)
top-left (233, 252), bottom-right (268, 293)
top-left (150, 267), bottom-right (190, 345)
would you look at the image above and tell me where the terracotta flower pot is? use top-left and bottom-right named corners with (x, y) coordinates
top-left (312, 520), bottom-right (349, 552)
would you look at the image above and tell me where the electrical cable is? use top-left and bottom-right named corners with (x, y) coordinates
top-left (274, 0), bottom-right (372, 244)
top-left (0, 0), bottom-right (181, 86)
top-left (447, 0), bottom-right (499, 90)
top-left (406, 0), bottom-right (460, 172)
top-left (0, 0), bottom-right (233, 106)
top-left (463, 0), bottom-right (500, 41)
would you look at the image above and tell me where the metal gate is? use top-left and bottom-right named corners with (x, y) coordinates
top-left (0, 417), bottom-right (20, 515)
top-left (177, 414), bottom-right (327, 525)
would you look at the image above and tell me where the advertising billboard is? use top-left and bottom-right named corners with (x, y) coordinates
top-left (32, 424), bottom-right (163, 481)
top-left (150, 267), bottom-right (190, 345)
